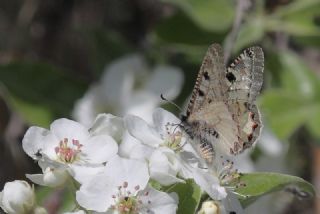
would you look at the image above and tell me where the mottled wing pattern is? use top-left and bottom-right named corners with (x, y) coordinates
top-left (226, 47), bottom-right (264, 102)
top-left (188, 102), bottom-right (239, 155)
top-left (222, 47), bottom-right (264, 154)
top-left (186, 44), bottom-right (228, 118)
top-left (183, 44), bottom-right (264, 159)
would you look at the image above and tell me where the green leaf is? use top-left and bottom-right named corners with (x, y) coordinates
top-left (277, 51), bottom-right (319, 98)
top-left (235, 172), bottom-right (315, 207)
top-left (260, 50), bottom-right (320, 140)
top-left (306, 107), bottom-right (320, 139)
top-left (164, 179), bottom-right (202, 214)
top-left (161, 0), bottom-right (234, 32)
top-left (0, 61), bottom-right (87, 122)
top-left (266, 18), bottom-right (320, 36)
top-left (267, 0), bottom-right (320, 36)
top-left (10, 96), bottom-right (53, 128)
top-left (272, 0), bottom-right (320, 18)
top-left (155, 11), bottom-right (225, 45)
top-left (232, 16), bottom-right (265, 53)
top-left (260, 90), bottom-right (319, 139)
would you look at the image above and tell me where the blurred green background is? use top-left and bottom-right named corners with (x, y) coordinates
top-left (0, 0), bottom-right (319, 213)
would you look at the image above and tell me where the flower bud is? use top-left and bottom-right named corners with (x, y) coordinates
top-left (197, 200), bottom-right (220, 214)
top-left (0, 180), bottom-right (35, 214)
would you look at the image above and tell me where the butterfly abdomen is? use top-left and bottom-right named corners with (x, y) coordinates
top-left (181, 119), bottom-right (219, 164)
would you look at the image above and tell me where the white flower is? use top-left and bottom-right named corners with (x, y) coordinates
top-left (192, 156), bottom-right (245, 214)
top-left (22, 118), bottom-right (118, 186)
top-left (0, 180), bottom-right (35, 214)
top-left (76, 156), bottom-right (178, 213)
top-left (73, 54), bottom-right (184, 126)
top-left (123, 108), bottom-right (201, 185)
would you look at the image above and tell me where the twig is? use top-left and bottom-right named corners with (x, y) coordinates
top-left (223, 0), bottom-right (251, 64)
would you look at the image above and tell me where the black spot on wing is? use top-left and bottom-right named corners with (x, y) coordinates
top-left (226, 72), bottom-right (236, 83)
top-left (203, 71), bottom-right (210, 80)
top-left (198, 90), bottom-right (205, 96)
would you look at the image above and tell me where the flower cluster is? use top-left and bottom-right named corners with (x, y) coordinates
top-left (1, 107), bottom-right (247, 214)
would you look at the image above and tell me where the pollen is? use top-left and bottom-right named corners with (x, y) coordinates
top-left (161, 123), bottom-right (184, 152)
top-left (55, 138), bottom-right (83, 163)
top-left (111, 181), bottom-right (150, 214)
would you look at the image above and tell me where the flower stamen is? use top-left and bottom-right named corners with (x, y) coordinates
top-left (55, 138), bottom-right (83, 163)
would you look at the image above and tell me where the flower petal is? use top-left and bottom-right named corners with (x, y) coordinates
top-left (26, 167), bottom-right (68, 188)
top-left (124, 92), bottom-right (158, 123)
top-left (124, 115), bottom-right (162, 146)
top-left (22, 126), bottom-right (51, 159)
top-left (146, 66), bottom-right (183, 100)
top-left (50, 118), bottom-right (89, 142)
top-left (70, 165), bottom-right (105, 184)
top-left (140, 187), bottom-right (178, 214)
top-left (192, 168), bottom-right (227, 200)
top-left (72, 85), bottom-right (101, 127)
top-left (221, 192), bottom-right (244, 214)
top-left (76, 173), bottom-right (114, 212)
top-left (101, 54), bottom-right (147, 104)
top-left (149, 149), bottom-right (184, 185)
top-left (105, 156), bottom-right (149, 191)
top-left (119, 132), bottom-right (154, 160)
top-left (90, 113), bottom-right (124, 142)
top-left (81, 135), bottom-right (118, 163)
top-left (152, 108), bottom-right (181, 136)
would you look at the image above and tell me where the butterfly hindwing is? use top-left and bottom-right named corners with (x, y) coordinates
top-left (226, 47), bottom-right (264, 103)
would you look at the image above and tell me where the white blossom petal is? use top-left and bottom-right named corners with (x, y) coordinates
top-left (72, 86), bottom-right (101, 127)
top-left (140, 187), bottom-right (178, 214)
top-left (149, 149), bottom-right (184, 185)
top-left (76, 173), bottom-right (114, 212)
top-left (22, 127), bottom-right (51, 159)
top-left (50, 118), bottom-right (90, 142)
top-left (26, 167), bottom-right (68, 187)
top-left (81, 135), bottom-right (118, 163)
top-left (192, 168), bottom-right (227, 200)
top-left (146, 66), bottom-right (183, 100)
top-left (105, 156), bottom-right (149, 191)
top-left (70, 165), bottom-right (104, 184)
top-left (125, 115), bottom-right (162, 146)
top-left (101, 54), bottom-right (147, 104)
top-left (152, 108), bottom-right (181, 136)
top-left (119, 133), bottom-right (154, 160)
top-left (221, 192), bottom-right (244, 214)
top-left (90, 113), bottom-right (124, 142)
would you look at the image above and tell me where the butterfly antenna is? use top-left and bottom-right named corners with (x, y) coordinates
top-left (160, 94), bottom-right (182, 111)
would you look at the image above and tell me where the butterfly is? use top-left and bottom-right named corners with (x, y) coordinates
top-left (181, 44), bottom-right (264, 165)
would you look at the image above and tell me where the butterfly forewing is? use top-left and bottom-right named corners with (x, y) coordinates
top-left (186, 44), bottom-right (228, 117)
